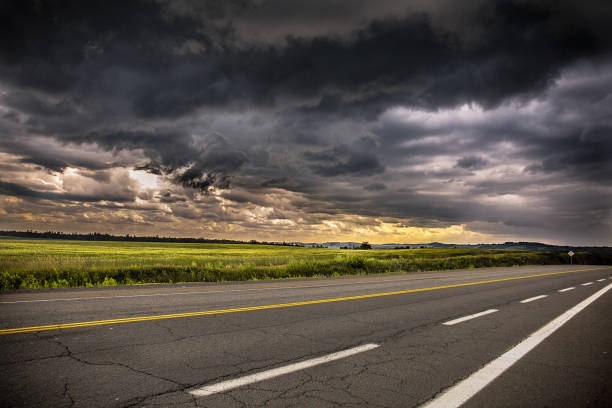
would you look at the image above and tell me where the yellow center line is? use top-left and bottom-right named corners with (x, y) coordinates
top-left (0, 267), bottom-right (603, 335)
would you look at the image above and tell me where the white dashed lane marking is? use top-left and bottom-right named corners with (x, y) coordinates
top-left (189, 343), bottom-right (380, 397)
top-left (582, 282), bottom-right (594, 286)
top-left (520, 295), bottom-right (548, 303)
top-left (558, 287), bottom-right (575, 292)
top-left (422, 282), bottom-right (612, 408)
top-left (442, 309), bottom-right (498, 326)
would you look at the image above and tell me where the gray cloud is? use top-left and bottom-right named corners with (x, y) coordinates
top-left (364, 183), bottom-right (386, 191)
top-left (3, 1), bottom-right (611, 116)
top-left (0, 179), bottom-right (137, 203)
top-left (0, 0), bottom-right (611, 244)
top-left (310, 153), bottom-right (385, 177)
top-left (456, 156), bottom-right (488, 169)
top-left (303, 136), bottom-right (385, 177)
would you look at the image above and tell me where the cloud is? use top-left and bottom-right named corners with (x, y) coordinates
top-left (456, 156), bottom-right (488, 169)
top-left (2, 127), bottom-right (248, 192)
top-left (364, 183), bottom-right (386, 191)
top-left (260, 177), bottom-right (288, 188)
top-left (0, 176), bottom-right (137, 203)
top-left (304, 136), bottom-right (385, 177)
top-left (3, 1), bottom-right (611, 117)
top-left (310, 153), bottom-right (385, 177)
top-left (0, 1), bottom-right (611, 244)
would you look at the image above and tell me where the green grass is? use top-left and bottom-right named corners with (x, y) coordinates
top-left (0, 237), bottom-right (607, 291)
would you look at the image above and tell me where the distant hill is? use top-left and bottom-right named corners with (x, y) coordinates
top-left (316, 241), bottom-right (612, 254)
top-left (0, 231), bottom-right (609, 255)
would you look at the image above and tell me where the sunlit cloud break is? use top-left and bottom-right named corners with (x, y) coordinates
top-left (0, 0), bottom-right (611, 245)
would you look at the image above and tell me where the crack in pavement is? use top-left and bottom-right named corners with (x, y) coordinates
top-left (9, 272), bottom-right (604, 407)
top-left (235, 352), bottom-right (389, 407)
top-left (47, 336), bottom-right (196, 408)
top-left (126, 347), bottom-right (354, 407)
top-left (53, 337), bottom-right (184, 387)
top-left (63, 382), bottom-right (75, 408)
top-left (176, 291), bottom-right (541, 406)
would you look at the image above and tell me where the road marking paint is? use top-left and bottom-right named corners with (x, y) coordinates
top-left (558, 287), bottom-right (575, 292)
top-left (442, 309), bottom-right (498, 326)
top-left (0, 267), bottom-right (602, 335)
top-left (0, 272), bottom-right (537, 304)
top-left (189, 343), bottom-right (379, 397)
top-left (520, 295), bottom-right (548, 303)
top-left (582, 282), bottom-right (593, 286)
top-left (0, 267), bottom-right (606, 305)
top-left (597, 279), bottom-right (605, 282)
top-left (421, 282), bottom-right (612, 408)
top-left (0, 279), bottom-right (435, 304)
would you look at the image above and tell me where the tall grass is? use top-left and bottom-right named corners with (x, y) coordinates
top-left (0, 237), bottom-right (608, 290)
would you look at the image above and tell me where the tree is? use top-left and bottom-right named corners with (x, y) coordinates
top-left (360, 242), bottom-right (372, 249)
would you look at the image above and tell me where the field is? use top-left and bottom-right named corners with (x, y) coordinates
top-left (0, 237), bottom-right (607, 291)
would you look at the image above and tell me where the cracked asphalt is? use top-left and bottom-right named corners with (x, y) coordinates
top-left (1, 265), bottom-right (610, 407)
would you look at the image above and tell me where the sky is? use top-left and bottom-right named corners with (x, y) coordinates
top-left (0, 0), bottom-right (611, 245)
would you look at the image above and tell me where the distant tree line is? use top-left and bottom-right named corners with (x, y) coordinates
top-left (339, 242), bottom-right (372, 249)
top-left (0, 230), bottom-right (300, 246)
top-left (1, 231), bottom-right (610, 254)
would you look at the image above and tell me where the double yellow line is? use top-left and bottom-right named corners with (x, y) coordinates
top-left (0, 268), bottom-right (602, 335)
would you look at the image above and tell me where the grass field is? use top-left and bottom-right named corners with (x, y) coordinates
top-left (0, 237), bottom-right (608, 291)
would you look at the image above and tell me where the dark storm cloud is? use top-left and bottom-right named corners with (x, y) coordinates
top-left (0, 180), bottom-right (136, 203)
top-left (116, 131), bottom-right (247, 191)
top-left (142, 1), bottom-right (610, 115)
top-left (0, 0), bottom-right (225, 94)
top-left (310, 153), bottom-right (385, 177)
top-left (2, 0), bottom-right (611, 117)
top-left (3, 91), bottom-right (78, 117)
top-left (507, 118), bottom-right (612, 186)
top-left (0, 135), bottom-right (122, 173)
top-left (260, 177), bottom-right (288, 188)
top-left (0, 0), bottom-right (611, 243)
top-left (456, 156), bottom-right (488, 169)
top-left (304, 137), bottom-right (385, 177)
top-left (364, 183), bottom-right (386, 191)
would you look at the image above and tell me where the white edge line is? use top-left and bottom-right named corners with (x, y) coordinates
top-left (189, 343), bottom-right (380, 397)
top-left (0, 275), bottom-right (498, 304)
top-left (581, 282), bottom-right (593, 286)
top-left (520, 295), bottom-right (548, 303)
top-left (442, 309), bottom-right (498, 326)
top-left (2, 267), bottom-right (607, 304)
top-left (558, 287), bottom-right (575, 292)
top-left (421, 282), bottom-right (612, 408)
top-left (0, 278), bottom-right (435, 304)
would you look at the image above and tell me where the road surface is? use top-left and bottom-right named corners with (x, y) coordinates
top-left (1, 265), bottom-right (611, 407)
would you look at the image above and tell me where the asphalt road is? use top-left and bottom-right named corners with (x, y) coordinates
top-left (1, 265), bottom-right (610, 407)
